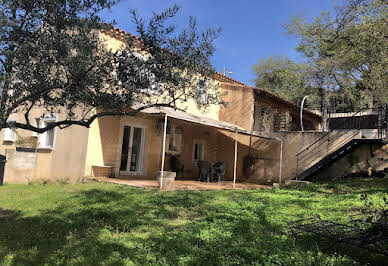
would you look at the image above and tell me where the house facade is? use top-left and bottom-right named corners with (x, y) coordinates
top-left (0, 27), bottom-right (324, 185)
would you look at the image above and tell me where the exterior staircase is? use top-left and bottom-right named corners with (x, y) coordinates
top-left (295, 107), bottom-right (387, 180)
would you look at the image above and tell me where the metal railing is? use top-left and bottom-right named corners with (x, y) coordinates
top-left (296, 106), bottom-right (387, 179)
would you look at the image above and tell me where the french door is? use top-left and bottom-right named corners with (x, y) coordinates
top-left (120, 126), bottom-right (145, 174)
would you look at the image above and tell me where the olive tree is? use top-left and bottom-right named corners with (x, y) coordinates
top-left (0, 0), bottom-right (222, 133)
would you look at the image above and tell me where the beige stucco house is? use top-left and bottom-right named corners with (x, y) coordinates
top-left (0, 26), bottom-right (323, 185)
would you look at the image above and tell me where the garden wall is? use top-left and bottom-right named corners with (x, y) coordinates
top-left (273, 131), bottom-right (327, 180)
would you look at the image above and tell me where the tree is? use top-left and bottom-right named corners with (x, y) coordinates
top-left (286, 0), bottom-right (388, 108)
top-left (252, 55), bottom-right (318, 105)
top-left (0, 1), bottom-right (222, 133)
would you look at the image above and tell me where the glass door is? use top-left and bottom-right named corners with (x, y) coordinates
top-left (120, 126), bottom-right (144, 174)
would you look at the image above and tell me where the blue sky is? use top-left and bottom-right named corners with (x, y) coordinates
top-left (100, 0), bottom-right (336, 86)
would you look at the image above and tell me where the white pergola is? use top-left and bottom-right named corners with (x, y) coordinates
top-left (141, 107), bottom-right (282, 189)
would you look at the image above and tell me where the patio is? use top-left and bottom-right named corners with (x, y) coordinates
top-left (88, 176), bottom-right (272, 191)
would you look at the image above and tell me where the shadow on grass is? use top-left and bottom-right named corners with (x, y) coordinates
top-left (0, 186), bottom-right (386, 265)
top-left (0, 208), bottom-right (20, 221)
top-left (287, 177), bottom-right (388, 195)
top-left (290, 231), bottom-right (387, 265)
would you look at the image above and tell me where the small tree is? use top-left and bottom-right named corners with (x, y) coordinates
top-left (0, 1), bottom-right (223, 134)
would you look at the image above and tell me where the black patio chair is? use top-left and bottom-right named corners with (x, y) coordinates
top-left (212, 162), bottom-right (227, 182)
top-left (170, 155), bottom-right (184, 179)
top-left (196, 160), bottom-right (212, 182)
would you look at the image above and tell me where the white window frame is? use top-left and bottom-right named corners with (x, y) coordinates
top-left (119, 124), bottom-right (146, 175)
top-left (166, 125), bottom-right (183, 155)
top-left (116, 50), bottom-right (162, 96)
top-left (38, 114), bottom-right (57, 150)
top-left (192, 139), bottom-right (205, 162)
top-left (196, 78), bottom-right (210, 105)
top-left (3, 119), bottom-right (17, 142)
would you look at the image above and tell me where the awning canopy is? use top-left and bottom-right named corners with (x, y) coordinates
top-left (140, 107), bottom-right (281, 141)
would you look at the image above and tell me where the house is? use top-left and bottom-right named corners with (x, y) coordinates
top-left (0, 26), bottom-right (324, 185)
top-left (216, 74), bottom-right (324, 181)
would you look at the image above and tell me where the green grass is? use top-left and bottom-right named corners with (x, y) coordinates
top-left (0, 178), bottom-right (387, 265)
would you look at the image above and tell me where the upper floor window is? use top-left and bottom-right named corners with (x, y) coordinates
top-left (167, 126), bottom-right (183, 154)
top-left (193, 139), bottom-right (205, 162)
top-left (3, 119), bottom-right (17, 142)
top-left (256, 104), bottom-right (275, 133)
top-left (38, 114), bottom-right (57, 149)
top-left (115, 50), bottom-right (162, 95)
top-left (195, 78), bottom-right (209, 105)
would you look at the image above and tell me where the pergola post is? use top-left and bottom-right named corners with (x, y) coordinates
top-left (160, 113), bottom-right (168, 189)
top-left (233, 129), bottom-right (238, 189)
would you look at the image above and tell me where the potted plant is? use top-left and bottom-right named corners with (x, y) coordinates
top-left (15, 136), bottom-right (37, 152)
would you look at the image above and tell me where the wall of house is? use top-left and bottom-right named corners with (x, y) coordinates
top-left (215, 130), bottom-right (281, 184)
top-left (157, 120), bottom-right (281, 183)
top-left (100, 31), bottom-right (126, 53)
top-left (117, 114), bottom-right (162, 179)
top-left (0, 31), bottom-right (129, 184)
top-left (219, 83), bottom-right (255, 130)
top-left (84, 113), bottom-right (163, 180)
top-left (80, 109), bottom-right (284, 184)
top-left (85, 114), bottom-right (227, 180)
top-left (0, 109), bottom-right (89, 184)
top-left (84, 114), bottom-right (121, 177)
top-left (182, 97), bottom-right (221, 121)
top-left (253, 101), bottom-right (321, 133)
top-left (100, 30), bottom-right (222, 121)
top-left (247, 136), bottom-right (281, 183)
top-left (272, 131), bottom-right (327, 180)
top-left (253, 102), bottom-right (278, 132)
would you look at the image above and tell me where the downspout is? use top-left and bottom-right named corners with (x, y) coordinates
top-left (300, 96), bottom-right (308, 132)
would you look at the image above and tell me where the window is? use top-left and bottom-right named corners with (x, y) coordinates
top-left (120, 126), bottom-right (145, 174)
top-left (3, 119), bottom-right (17, 142)
top-left (258, 105), bottom-right (274, 132)
top-left (166, 126), bottom-right (183, 154)
top-left (115, 50), bottom-right (161, 95)
top-left (38, 115), bottom-right (57, 149)
top-left (273, 111), bottom-right (288, 132)
top-left (195, 78), bottom-right (209, 105)
top-left (193, 139), bottom-right (205, 162)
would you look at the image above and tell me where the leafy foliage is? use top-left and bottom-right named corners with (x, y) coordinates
top-left (356, 193), bottom-right (388, 225)
top-left (252, 56), bottom-right (317, 105)
top-left (286, 0), bottom-right (388, 108)
top-left (0, 1), bottom-right (222, 133)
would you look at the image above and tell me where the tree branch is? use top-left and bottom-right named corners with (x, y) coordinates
top-left (9, 103), bottom-right (179, 133)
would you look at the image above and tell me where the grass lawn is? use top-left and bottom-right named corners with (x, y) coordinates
top-left (0, 178), bottom-right (387, 265)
